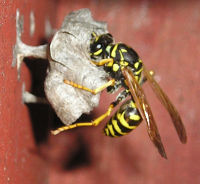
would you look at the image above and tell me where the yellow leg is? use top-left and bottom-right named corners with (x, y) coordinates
top-left (51, 104), bottom-right (114, 135)
top-left (63, 79), bottom-right (115, 95)
top-left (90, 58), bottom-right (113, 66)
top-left (140, 70), bottom-right (155, 85)
top-left (149, 70), bottom-right (155, 76)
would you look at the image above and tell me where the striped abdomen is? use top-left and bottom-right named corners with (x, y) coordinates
top-left (104, 99), bottom-right (142, 137)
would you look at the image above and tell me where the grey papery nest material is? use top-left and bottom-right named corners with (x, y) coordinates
top-left (14, 9), bottom-right (108, 125)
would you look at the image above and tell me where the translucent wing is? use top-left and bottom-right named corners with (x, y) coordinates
top-left (143, 66), bottom-right (187, 144)
top-left (122, 67), bottom-right (167, 159)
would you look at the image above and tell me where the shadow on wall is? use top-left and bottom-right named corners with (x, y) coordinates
top-left (62, 134), bottom-right (92, 170)
top-left (24, 57), bottom-right (51, 144)
top-left (24, 54), bottom-right (94, 170)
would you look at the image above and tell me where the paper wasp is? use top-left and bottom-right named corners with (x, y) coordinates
top-left (51, 32), bottom-right (187, 159)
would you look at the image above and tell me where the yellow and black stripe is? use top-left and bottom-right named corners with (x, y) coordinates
top-left (133, 59), bottom-right (143, 83)
top-left (104, 43), bottom-right (143, 83)
top-left (104, 99), bottom-right (142, 137)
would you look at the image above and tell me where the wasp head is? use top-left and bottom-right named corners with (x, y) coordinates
top-left (90, 32), bottom-right (113, 59)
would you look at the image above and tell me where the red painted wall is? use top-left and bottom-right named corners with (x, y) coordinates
top-left (1, 0), bottom-right (200, 184)
top-left (0, 0), bottom-right (56, 183)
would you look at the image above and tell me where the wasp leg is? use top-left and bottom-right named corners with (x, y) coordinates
top-left (63, 79), bottom-right (115, 95)
top-left (51, 87), bottom-right (128, 135)
top-left (112, 89), bottom-right (130, 106)
top-left (140, 70), bottom-right (155, 85)
top-left (51, 93), bottom-right (128, 135)
top-left (51, 104), bottom-right (114, 135)
top-left (90, 58), bottom-right (113, 66)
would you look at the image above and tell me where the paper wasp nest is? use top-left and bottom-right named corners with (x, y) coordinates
top-left (44, 9), bottom-right (108, 125)
top-left (14, 9), bottom-right (108, 125)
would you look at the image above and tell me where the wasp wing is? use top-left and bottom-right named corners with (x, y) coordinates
top-left (143, 67), bottom-right (187, 144)
top-left (122, 67), bottom-right (167, 159)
